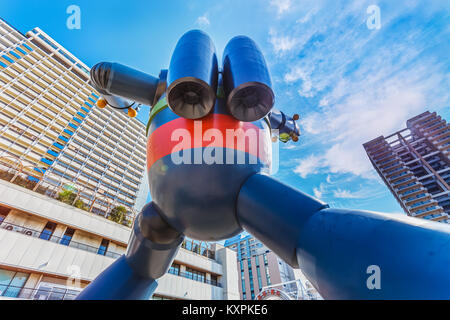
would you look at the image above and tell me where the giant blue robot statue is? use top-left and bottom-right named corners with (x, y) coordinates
top-left (77, 30), bottom-right (450, 300)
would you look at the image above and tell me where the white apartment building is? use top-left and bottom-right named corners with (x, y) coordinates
top-left (0, 178), bottom-right (239, 300)
top-left (0, 18), bottom-right (148, 223)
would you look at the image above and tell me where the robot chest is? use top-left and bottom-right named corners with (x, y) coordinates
top-left (146, 106), bottom-right (272, 171)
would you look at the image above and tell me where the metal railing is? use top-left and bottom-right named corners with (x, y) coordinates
top-left (0, 284), bottom-right (80, 300)
top-left (167, 268), bottom-right (221, 288)
top-left (0, 220), bottom-right (121, 259)
top-left (0, 157), bottom-right (137, 228)
top-left (181, 239), bottom-right (216, 260)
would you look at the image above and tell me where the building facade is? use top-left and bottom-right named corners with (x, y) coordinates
top-left (363, 111), bottom-right (450, 222)
top-left (0, 179), bottom-right (239, 300)
top-left (224, 233), bottom-right (297, 300)
top-left (0, 18), bottom-right (148, 223)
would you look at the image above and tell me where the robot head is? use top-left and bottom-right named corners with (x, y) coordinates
top-left (166, 30), bottom-right (275, 122)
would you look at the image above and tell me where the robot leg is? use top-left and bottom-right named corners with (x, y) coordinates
top-left (236, 173), bottom-right (450, 299)
top-left (76, 202), bottom-right (184, 300)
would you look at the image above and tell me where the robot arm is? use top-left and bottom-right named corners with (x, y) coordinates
top-left (267, 109), bottom-right (301, 143)
top-left (236, 173), bottom-right (450, 299)
top-left (89, 62), bottom-right (167, 116)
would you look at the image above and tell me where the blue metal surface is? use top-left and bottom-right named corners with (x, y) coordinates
top-left (90, 62), bottom-right (160, 106)
top-left (298, 207), bottom-right (450, 299)
top-left (166, 30), bottom-right (218, 119)
top-left (76, 255), bottom-right (158, 300)
top-left (126, 202), bottom-right (184, 278)
top-left (237, 173), bottom-right (450, 299)
top-left (147, 87), bottom-right (271, 241)
top-left (237, 173), bottom-right (328, 267)
top-left (222, 36), bottom-right (274, 122)
top-left (268, 109), bottom-right (300, 142)
top-left (77, 202), bottom-right (182, 300)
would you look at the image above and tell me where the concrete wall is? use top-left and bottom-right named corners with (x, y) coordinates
top-left (0, 228), bottom-right (117, 282)
top-left (0, 179), bottom-right (131, 245)
top-left (215, 244), bottom-right (240, 300)
top-left (3, 209), bottom-right (47, 231)
top-left (155, 273), bottom-right (223, 300)
top-left (174, 247), bottom-right (223, 275)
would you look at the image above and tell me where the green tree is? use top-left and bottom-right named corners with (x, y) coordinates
top-left (108, 206), bottom-right (128, 224)
top-left (57, 189), bottom-right (77, 205)
top-left (73, 199), bottom-right (88, 211)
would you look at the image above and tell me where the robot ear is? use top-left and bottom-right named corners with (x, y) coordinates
top-left (166, 30), bottom-right (219, 120)
top-left (222, 36), bottom-right (274, 122)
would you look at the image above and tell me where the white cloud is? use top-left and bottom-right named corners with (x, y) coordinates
top-left (270, 0), bottom-right (292, 15)
top-left (196, 15), bottom-right (210, 27)
top-left (284, 67), bottom-right (314, 97)
top-left (333, 188), bottom-right (364, 199)
top-left (313, 187), bottom-right (322, 199)
top-left (296, 7), bottom-right (319, 24)
top-left (313, 183), bottom-right (326, 199)
top-left (269, 29), bottom-right (298, 54)
top-left (293, 154), bottom-right (323, 178)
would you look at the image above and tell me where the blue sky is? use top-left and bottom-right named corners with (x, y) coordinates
top-left (2, 0), bottom-right (449, 215)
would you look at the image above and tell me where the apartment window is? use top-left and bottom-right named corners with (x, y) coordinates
top-left (256, 266), bottom-right (262, 291)
top-left (98, 239), bottom-right (109, 256)
top-left (60, 228), bottom-right (75, 246)
top-left (168, 264), bottom-right (180, 276)
top-left (185, 267), bottom-right (206, 283)
top-left (210, 274), bottom-right (218, 286)
top-left (0, 206), bottom-right (9, 225)
top-left (0, 269), bottom-right (29, 298)
top-left (39, 222), bottom-right (57, 240)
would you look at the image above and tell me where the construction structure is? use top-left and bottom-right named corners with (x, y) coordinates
top-left (364, 111), bottom-right (450, 222)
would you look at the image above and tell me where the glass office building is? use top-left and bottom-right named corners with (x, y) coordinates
top-left (364, 111), bottom-right (450, 222)
top-left (224, 233), bottom-right (297, 300)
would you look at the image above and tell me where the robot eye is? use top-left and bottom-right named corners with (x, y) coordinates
top-left (222, 36), bottom-right (274, 122)
top-left (166, 30), bottom-right (219, 120)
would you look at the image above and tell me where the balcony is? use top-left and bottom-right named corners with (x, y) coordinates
top-left (381, 162), bottom-right (402, 174)
top-left (392, 175), bottom-right (415, 187)
top-left (373, 151), bottom-right (394, 164)
top-left (378, 157), bottom-right (398, 169)
top-left (408, 199), bottom-right (434, 210)
top-left (0, 220), bottom-right (122, 259)
top-left (0, 284), bottom-right (79, 300)
top-left (0, 178), bottom-right (131, 243)
top-left (167, 268), bottom-right (221, 287)
top-left (412, 205), bottom-right (442, 217)
top-left (399, 187), bottom-right (426, 199)
top-left (404, 193), bottom-right (430, 206)
top-left (385, 166), bottom-right (407, 178)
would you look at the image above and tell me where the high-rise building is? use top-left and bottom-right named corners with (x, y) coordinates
top-left (0, 18), bottom-right (240, 301)
top-left (224, 233), bottom-right (297, 300)
top-left (0, 18), bottom-right (148, 222)
top-left (363, 111), bottom-right (450, 222)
